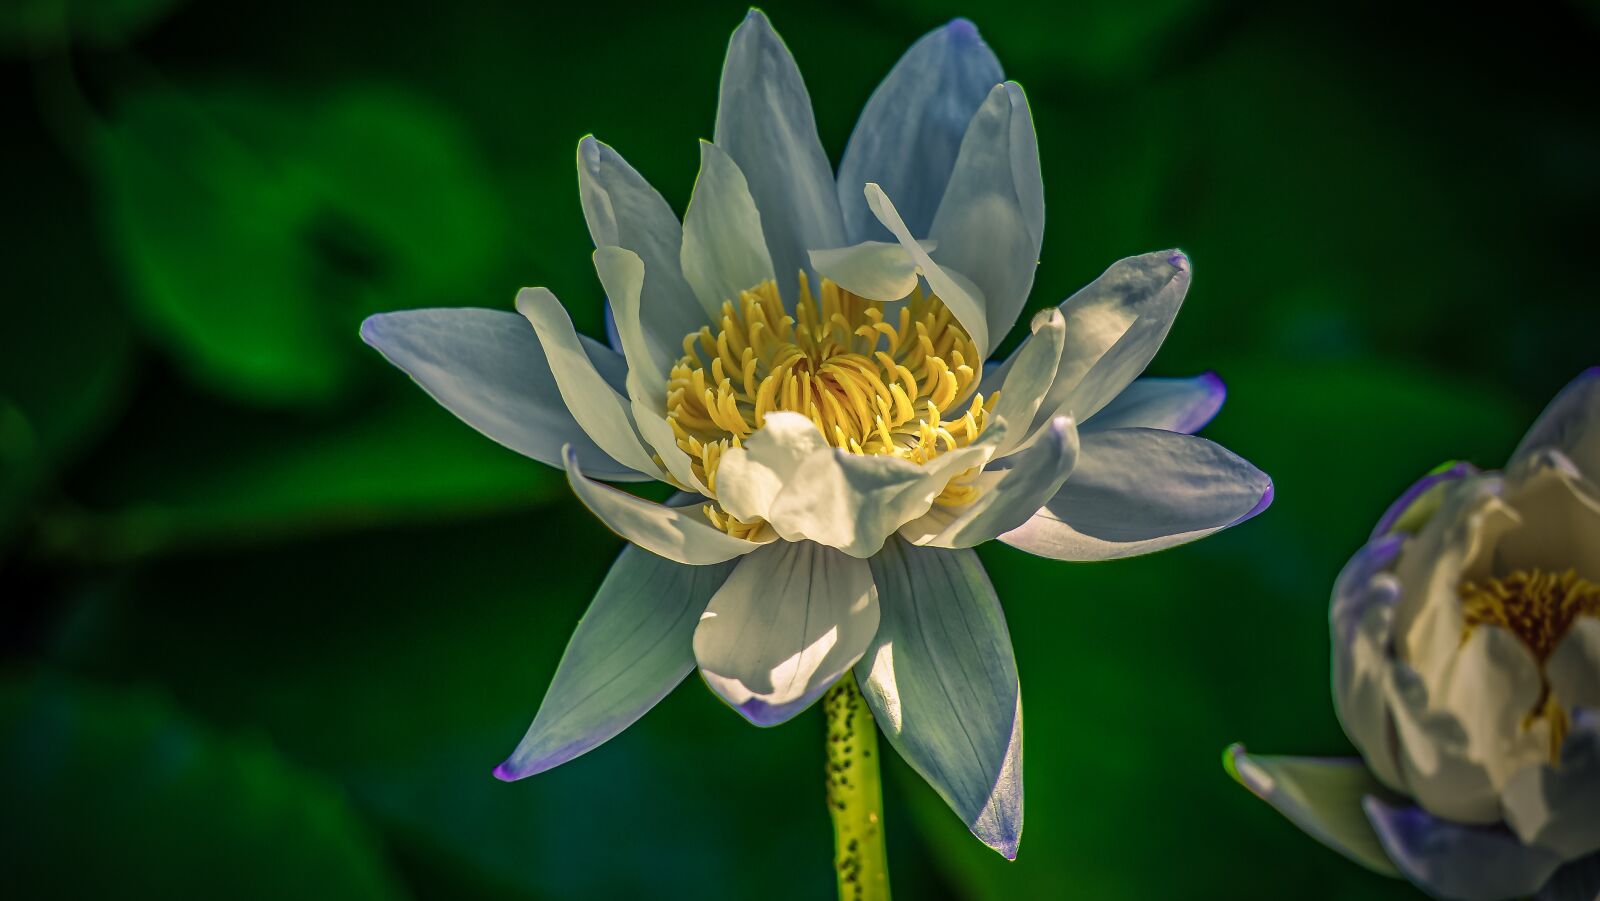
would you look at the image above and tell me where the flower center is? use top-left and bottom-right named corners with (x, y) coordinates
top-left (1460, 568), bottom-right (1600, 761)
top-left (664, 275), bottom-right (995, 537)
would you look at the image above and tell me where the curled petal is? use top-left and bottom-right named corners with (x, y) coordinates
top-left (681, 141), bottom-right (775, 318)
top-left (1082, 373), bottom-right (1226, 435)
top-left (1514, 367), bottom-right (1600, 478)
top-left (1225, 746), bottom-right (1399, 876)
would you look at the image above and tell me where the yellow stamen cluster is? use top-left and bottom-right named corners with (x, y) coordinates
top-left (666, 275), bottom-right (995, 537)
top-left (1460, 568), bottom-right (1600, 762)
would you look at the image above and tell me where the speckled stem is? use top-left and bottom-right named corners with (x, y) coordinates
top-left (825, 673), bottom-right (891, 901)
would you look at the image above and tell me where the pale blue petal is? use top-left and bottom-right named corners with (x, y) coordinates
top-left (715, 10), bottom-right (845, 299)
top-left (1083, 373), bottom-right (1226, 434)
top-left (1514, 367), bottom-right (1600, 475)
top-left (360, 308), bottom-right (650, 482)
top-left (680, 141), bottom-right (775, 316)
top-left (592, 246), bottom-right (670, 402)
top-left (1365, 795), bottom-right (1565, 901)
top-left (694, 540), bottom-right (879, 726)
top-left (808, 240), bottom-right (932, 302)
top-left (858, 538), bottom-right (1022, 859)
top-left (929, 82), bottom-right (1043, 346)
top-left (863, 183), bottom-right (990, 353)
top-left (1225, 746), bottom-right (1400, 876)
top-left (838, 19), bottom-right (1003, 243)
top-left (494, 543), bottom-right (735, 779)
top-left (999, 428), bottom-right (1271, 560)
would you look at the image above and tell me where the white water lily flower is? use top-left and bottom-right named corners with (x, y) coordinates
top-left (1230, 369), bottom-right (1600, 901)
top-left (363, 12), bottom-right (1270, 858)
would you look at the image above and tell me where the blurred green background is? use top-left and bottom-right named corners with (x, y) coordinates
top-left (3, 0), bottom-right (1598, 897)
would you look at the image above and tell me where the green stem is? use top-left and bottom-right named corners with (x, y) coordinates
top-left (824, 673), bottom-right (891, 901)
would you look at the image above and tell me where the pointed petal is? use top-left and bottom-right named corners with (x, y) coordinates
top-left (1083, 373), bottom-right (1226, 434)
top-left (902, 416), bottom-right (1079, 549)
top-left (577, 137), bottom-right (703, 364)
top-left (987, 308), bottom-right (1066, 458)
top-left (1514, 367), bottom-right (1600, 476)
top-left (864, 183), bottom-right (990, 354)
top-left (1224, 746), bottom-right (1399, 876)
top-left (494, 544), bottom-right (735, 779)
top-left (838, 19), bottom-right (1003, 243)
top-left (680, 141), bottom-right (775, 317)
top-left (858, 539), bottom-right (1022, 858)
top-left (999, 428), bottom-right (1271, 560)
top-left (593, 246), bottom-right (671, 402)
top-left (1364, 795), bottom-right (1565, 901)
top-left (929, 82), bottom-right (1043, 346)
top-left (808, 240), bottom-right (933, 302)
top-left (360, 308), bottom-right (650, 482)
top-left (563, 446), bottom-right (768, 565)
top-left (715, 10), bottom-right (845, 299)
top-left (1502, 712), bottom-right (1600, 859)
top-left (694, 540), bottom-right (879, 725)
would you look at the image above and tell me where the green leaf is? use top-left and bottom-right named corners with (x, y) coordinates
top-left (0, 675), bottom-right (405, 900)
top-left (94, 83), bottom-right (511, 406)
top-left (0, 0), bottom-right (185, 54)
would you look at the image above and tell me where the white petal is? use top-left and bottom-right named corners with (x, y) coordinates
top-left (360, 308), bottom-right (651, 482)
top-left (576, 137), bottom-right (703, 367)
top-left (694, 540), bottom-right (879, 725)
top-left (998, 428), bottom-right (1271, 561)
top-left (929, 82), bottom-right (1043, 347)
top-left (494, 544), bottom-right (735, 779)
top-left (1548, 618), bottom-right (1600, 711)
top-left (592, 246), bottom-right (671, 402)
top-left (1514, 368), bottom-right (1600, 477)
top-left (563, 446), bottom-right (769, 565)
top-left (680, 141), bottom-right (775, 317)
top-left (858, 539), bottom-right (1022, 859)
top-left (902, 416), bottom-right (1079, 549)
top-left (713, 411), bottom-right (831, 523)
top-left (715, 10), bottom-right (846, 299)
top-left (808, 239), bottom-right (935, 302)
top-left (1329, 536), bottom-right (1409, 791)
top-left (837, 19), bottom-right (1003, 243)
top-left (1502, 714), bottom-right (1600, 859)
top-left (1226, 746), bottom-right (1399, 876)
top-left (987, 308), bottom-right (1066, 458)
top-left (863, 183), bottom-right (990, 355)
top-left (1384, 662), bottom-right (1502, 824)
top-left (1083, 373), bottom-right (1226, 434)
top-left (1438, 624), bottom-right (1549, 790)
top-left (514, 287), bottom-right (660, 477)
top-left (994, 251), bottom-right (1191, 439)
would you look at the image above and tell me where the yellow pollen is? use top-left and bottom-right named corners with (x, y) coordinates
top-left (1460, 568), bottom-right (1600, 762)
top-left (665, 275), bottom-right (996, 537)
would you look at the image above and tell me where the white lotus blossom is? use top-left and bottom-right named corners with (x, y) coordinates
top-left (364, 11), bottom-right (1270, 858)
top-left (1231, 369), bottom-right (1600, 900)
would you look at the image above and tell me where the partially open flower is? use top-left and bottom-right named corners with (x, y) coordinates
top-left (363, 11), bottom-right (1271, 859)
top-left (1230, 369), bottom-right (1600, 900)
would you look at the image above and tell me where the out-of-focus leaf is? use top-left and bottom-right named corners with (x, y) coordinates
top-left (0, 0), bottom-right (185, 54)
top-left (94, 83), bottom-right (510, 406)
top-left (38, 388), bottom-right (566, 561)
top-left (903, 361), bottom-right (1520, 899)
top-left (0, 675), bottom-right (405, 900)
top-left (0, 90), bottom-right (135, 546)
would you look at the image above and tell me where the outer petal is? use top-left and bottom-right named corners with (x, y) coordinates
top-left (998, 428), bottom-right (1272, 561)
top-left (576, 137), bottom-right (703, 366)
top-left (694, 540), bottom-right (879, 726)
top-left (837, 19), bottom-right (1003, 243)
top-left (986, 308), bottom-right (1066, 458)
top-left (857, 539), bottom-right (1022, 859)
top-left (928, 82), bottom-right (1043, 347)
top-left (1082, 373), bottom-right (1226, 435)
top-left (1364, 795), bottom-right (1566, 901)
top-left (680, 141), bottom-right (775, 317)
top-left (1537, 851), bottom-right (1600, 901)
top-left (563, 447), bottom-right (769, 565)
top-left (901, 416), bottom-right (1079, 549)
top-left (360, 308), bottom-right (650, 482)
top-left (1502, 712), bottom-right (1600, 860)
top-left (494, 543), bottom-right (736, 779)
top-left (1225, 746), bottom-right (1400, 876)
top-left (715, 10), bottom-right (846, 299)
top-left (990, 251), bottom-right (1191, 439)
top-left (515, 287), bottom-right (661, 477)
top-left (1329, 534), bottom-right (1409, 791)
top-left (864, 183), bottom-right (990, 354)
top-left (1514, 367), bottom-right (1600, 477)
top-left (1371, 461), bottom-right (1477, 539)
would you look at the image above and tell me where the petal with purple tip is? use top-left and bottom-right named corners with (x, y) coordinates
top-left (1371, 461), bottom-right (1477, 538)
top-left (837, 18), bottom-right (1003, 243)
top-left (858, 538), bottom-right (1022, 859)
top-left (694, 540), bottom-right (879, 726)
top-left (495, 543), bottom-right (736, 780)
top-left (1364, 795), bottom-right (1565, 901)
top-left (1225, 746), bottom-right (1399, 876)
top-left (1082, 373), bottom-right (1227, 435)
